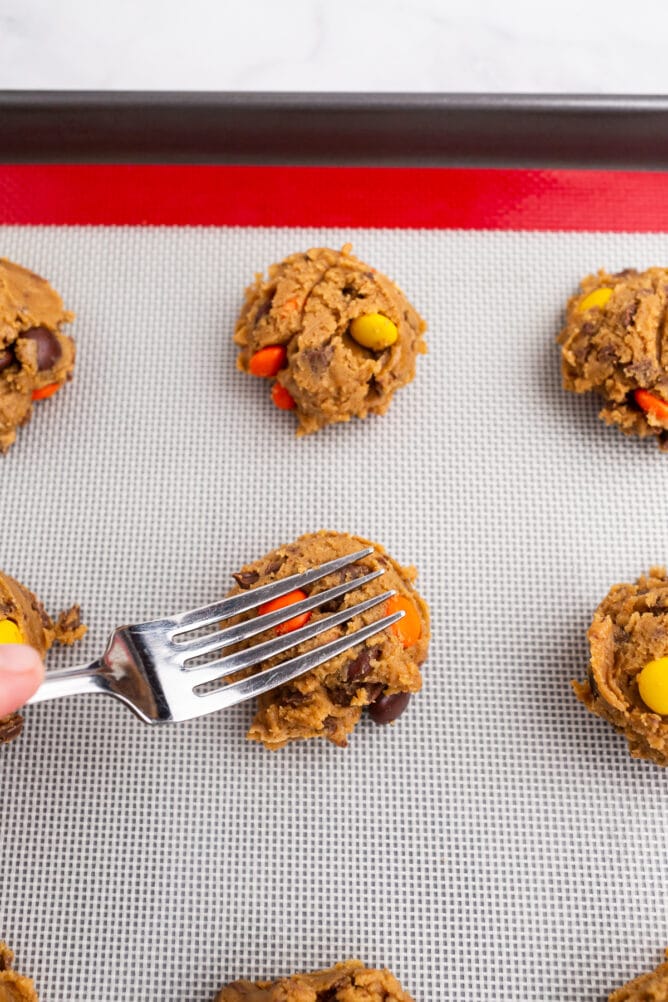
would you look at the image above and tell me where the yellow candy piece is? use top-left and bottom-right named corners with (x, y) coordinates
top-left (638, 656), bottom-right (668, 715)
top-left (0, 619), bottom-right (24, 644)
top-left (349, 313), bottom-right (398, 351)
top-left (577, 287), bottom-right (613, 313)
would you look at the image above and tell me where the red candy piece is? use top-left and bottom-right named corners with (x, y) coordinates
top-left (258, 589), bottom-right (311, 636)
top-left (635, 388), bottom-right (668, 422)
top-left (271, 383), bottom-right (296, 411)
top-left (32, 382), bottom-right (61, 401)
top-left (249, 345), bottom-right (287, 378)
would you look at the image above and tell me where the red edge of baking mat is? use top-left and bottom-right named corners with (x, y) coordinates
top-left (2, 165), bottom-right (668, 230)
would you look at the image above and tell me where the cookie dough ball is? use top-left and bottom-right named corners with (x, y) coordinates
top-left (0, 571), bottom-right (86, 747)
top-left (216, 960), bottom-right (415, 1002)
top-left (234, 245), bottom-right (426, 434)
top-left (227, 530), bottom-right (429, 750)
top-left (609, 949), bottom-right (668, 1001)
top-left (0, 942), bottom-right (38, 1002)
top-left (572, 567), bottom-right (668, 766)
top-left (558, 267), bottom-right (668, 447)
top-left (0, 258), bottom-right (76, 453)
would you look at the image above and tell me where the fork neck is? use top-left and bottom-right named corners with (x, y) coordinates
top-left (27, 660), bottom-right (106, 705)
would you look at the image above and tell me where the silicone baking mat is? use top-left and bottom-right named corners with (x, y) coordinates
top-left (2, 166), bottom-right (668, 1002)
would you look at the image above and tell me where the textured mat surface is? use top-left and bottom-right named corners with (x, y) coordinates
top-left (1, 225), bottom-right (668, 1001)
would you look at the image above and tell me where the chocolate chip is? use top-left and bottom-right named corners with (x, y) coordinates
top-left (572, 342), bottom-right (589, 364)
top-left (281, 689), bottom-right (310, 708)
top-left (329, 686), bottom-right (354, 707)
top-left (580, 321), bottom-right (597, 336)
top-left (33, 598), bottom-right (51, 629)
top-left (319, 990), bottom-right (340, 1002)
top-left (621, 301), bottom-right (639, 328)
top-left (0, 348), bottom-right (13, 372)
top-left (626, 358), bottom-right (656, 383)
top-left (265, 556), bottom-right (285, 575)
top-left (596, 343), bottom-right (618, 364)
top-left (586, 668), bottom-right (600, 701)
top-left (253, 298), bottom-right (273, 326)
top-left (363, 682), bottom-right (384, 704)
top-left (367, 376), bottom-right (383, 398)
top-left (20, 326), bottom-right (62, 371)
top-left (345, 645), bottom-right (381, 682)
top-left (323, 715), bottom-right (339, 735)
top-left (233, 570), bottom-right (259, 589)
top-left (319, 563), bottom-right (368, 613)
top-left (303, 345), bottom-right (333, 375)
top-left (613, 268), bottom-right (638, 278)
top-left (320, 595), bottom-right (344, 614)
top-left (368, 690), bottom-right (411, 725)
top-left (0, 712), bottom-right (23, 745)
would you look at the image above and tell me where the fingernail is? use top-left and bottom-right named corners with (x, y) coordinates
top-left (0, 644), bottom-right (41, 674)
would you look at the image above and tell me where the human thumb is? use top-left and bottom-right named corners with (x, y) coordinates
top-left (0, 644), bottom-right (45, 717)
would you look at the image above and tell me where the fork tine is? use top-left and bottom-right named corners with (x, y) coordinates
top-left (189, 610), bottom-right (405, 715)
top-left (178, 568), bottom-right (385, 661)
top-left (167, 547), bottom-right (375, 635)
top-left (184, 589), bottom-right (396, 688)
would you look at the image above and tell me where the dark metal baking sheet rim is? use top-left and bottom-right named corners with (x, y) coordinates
top-left (1, 91), bottom-right (668, 168)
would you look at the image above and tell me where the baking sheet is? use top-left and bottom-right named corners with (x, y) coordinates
top-left (1, 224), bottom-right (668, 1001)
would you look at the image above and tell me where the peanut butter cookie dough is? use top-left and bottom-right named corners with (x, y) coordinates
top-left (0, 258), bottom-right (76, 452)
top-left (0, 942), bottom-right (38, 1002)
top-left (573, 567), bottom-right (668, 766)
top-left (227, 530), bottom-right (429, 750)
top-left (609, 949), bottom-right (668, 1001)
top-left (234, 245), bottom-right (426, 434)
top-left (559, 267), bottom-right (668, 447)
top-left (0, 571), bottom-right (86, 746)
top-left (216, 960), bottom-right (415, 1001)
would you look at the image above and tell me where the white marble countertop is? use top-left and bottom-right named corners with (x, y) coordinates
top-left (1, 0), bottom-right (667, 93)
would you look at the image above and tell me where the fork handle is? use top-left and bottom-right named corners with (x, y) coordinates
top-left (27, 660), bottom-right (105, 705)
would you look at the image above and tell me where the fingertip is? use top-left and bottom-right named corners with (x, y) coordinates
top-left (0, 643), bottom-right (44, 677)
top-left (0, 644), bottom-right (45, 716)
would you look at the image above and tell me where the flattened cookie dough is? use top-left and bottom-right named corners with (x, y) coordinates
top-left (234, 245), bottom-right (426, 433)
top-left (559, 267), bottom-right (668, 447)
top-left (0, 258), bottom-right (76, 452)
top-left (216, 960), bottom-right (415, 1001)
top-left (0, 570), bottom-right (86, 746)
top-left (0, 942), bottom-right (38, 1002)
top-left (227, 530), bottom-right (429, 749)
top-left (609, 949), bottom-right (668, 1001)
top-left (573, 567), bottom-right (668, 766)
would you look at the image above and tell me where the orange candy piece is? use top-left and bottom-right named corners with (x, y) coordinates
top-left (258, 588), bottom-right (311, 636)
top-left (32, 382), bottom-right (61, 401)
top-left (634, 388), bottom-right (668, 422)
top-left (249, 345), bottom-right (287, 378)
top-left (271, 382), bottom-right (296, 411)
top-left (386, 595), bottom-right (422, 648)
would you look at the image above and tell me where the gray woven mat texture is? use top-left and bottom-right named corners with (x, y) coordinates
top-left (1, 227), bottom-right (667, 1001)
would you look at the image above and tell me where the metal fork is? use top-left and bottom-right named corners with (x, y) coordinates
top-left (27, 548), bottom-right (404, 725)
